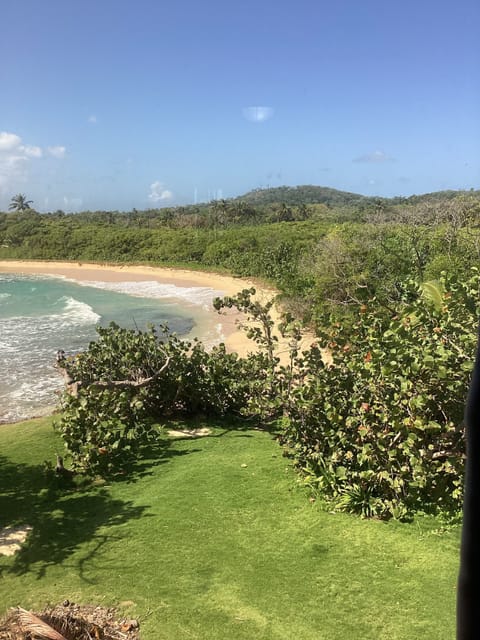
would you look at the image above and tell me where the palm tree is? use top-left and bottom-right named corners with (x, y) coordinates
top-left (8, 194), bottom-right (34, 212)
top-left (208, 199), bottom-right (230, 234)
top-left (233, 200), bottom-right (256, 223)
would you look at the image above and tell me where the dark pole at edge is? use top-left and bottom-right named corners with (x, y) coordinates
top-left (457, 331), bottom-right (480, 639)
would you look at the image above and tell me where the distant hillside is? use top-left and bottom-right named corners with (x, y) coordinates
top-left (234, 185), bottom-right (480, 208)
top-left (390, 189), bottom-right (480, 205)
top-left (235, 185), bottom-right (367, 207)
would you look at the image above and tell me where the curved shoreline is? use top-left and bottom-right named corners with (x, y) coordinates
top-left (0, 260), bottom-right (279, 357)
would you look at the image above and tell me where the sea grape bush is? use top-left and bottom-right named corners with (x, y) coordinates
top-left (55, 274), bottom-right (478, 521)
top-left (55, 323), bottom-right (255, 473)
top-left (283, 271), bottom-right (479, 519)
top-left (56, 288), bottom-right (292, 474)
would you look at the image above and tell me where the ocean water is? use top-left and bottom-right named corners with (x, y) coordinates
top-left (0, 274), bottom-right (224, 423)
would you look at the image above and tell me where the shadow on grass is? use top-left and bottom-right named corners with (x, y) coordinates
top-left (0, 416), bottom-right (273, 579)
top-left (110, 435), bottom-right (202, 483)
top-left (0, 432), bottom-right (199, 579)
top-left (0, 453), bottom-right (148, 579)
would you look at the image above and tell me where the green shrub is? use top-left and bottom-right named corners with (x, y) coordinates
top-left (282, 271), bottom-right (479, 520)
top-left (55, 323), bottom-right (254, 474)
top-left (54, 277), bottom-right (477, 521)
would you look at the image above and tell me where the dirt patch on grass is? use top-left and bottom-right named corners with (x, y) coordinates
top-left (167, 427), bottom-right (212, 438)
top-left (0, 603), bottom-right (140, 640)
top-left (0, 525), bottom-right (32, 557)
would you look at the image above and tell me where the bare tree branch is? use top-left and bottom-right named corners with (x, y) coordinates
top-left (55, 350), bottom-right (171, 395)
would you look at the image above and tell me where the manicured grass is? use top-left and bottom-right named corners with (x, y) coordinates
top-left (0, 417), bottom-right (460, 639)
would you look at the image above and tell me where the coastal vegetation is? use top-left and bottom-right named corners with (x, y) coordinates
top-left (1, 185), bottom-right (479, 519)
top-left (1, 185), bottom-right (478, 634)
top-left (53, 275), bottom-right (476, 521)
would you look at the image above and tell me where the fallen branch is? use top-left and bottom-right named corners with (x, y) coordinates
top-left (55, 350), bottom-right (171, 396)
top-left (88, 357), bottom-right (171, 390)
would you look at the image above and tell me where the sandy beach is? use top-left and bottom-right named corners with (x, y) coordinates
top-left (0, 260), bottom-right (280, 357)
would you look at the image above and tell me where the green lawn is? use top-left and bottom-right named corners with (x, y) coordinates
top-left (0, 417), bottom-right (460, 639)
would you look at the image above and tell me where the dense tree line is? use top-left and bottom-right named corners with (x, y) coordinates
top-left (1, 189), bottom-right (480, 328)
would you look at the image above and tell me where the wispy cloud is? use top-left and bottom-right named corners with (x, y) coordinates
top-left (19, 145), bottom-right (42, 158)
top-left (353, 150), bottom-right (395, 163)
top-left (0, 154), bottom-right (28, 188)
top-left (242, 106), bottom-right (274, 123)
top-left (88, 115), bottom-right (97, 124)
top-left (148, 181), bottom-right (173, 203)
top-left (47, 146), bottom-right (66, 158)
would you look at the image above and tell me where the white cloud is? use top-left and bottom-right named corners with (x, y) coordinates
top-left (242, 106), bottom-right (274, 123)
top-left (47, 146), bottom-right (66, 158)
top-left (0, 131), bottom-right (22, 151)
top-left (353, 150), bottom-right (395, 163)
top-left (148, 181), bottom-right (173, 203)
top-left (0, 133), bottom-right (43, 159)
top-left (88, 115), bottom-right (97, 124)
top-left (19, 145), bottom-right (42, 158)
top-left (0, 131), bottom-right (65, 203)
top-left (0, 132), bottom-right (39, 195)
top-left (0, 154), bottom-right (27, 172)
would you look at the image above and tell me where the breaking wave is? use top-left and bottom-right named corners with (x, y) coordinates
top-left (72, 279), bottom-right (224, 310)
top-left (0, 275), bottom-right (223, 424)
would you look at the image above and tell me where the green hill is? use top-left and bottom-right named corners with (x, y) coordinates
top-left (234, 185), bottom-right (480, 208)
top-left (235, 185), bottom-right (367, 207)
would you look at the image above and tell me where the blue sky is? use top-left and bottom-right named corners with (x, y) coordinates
top-left (1, 0), bottom-right (479, 211)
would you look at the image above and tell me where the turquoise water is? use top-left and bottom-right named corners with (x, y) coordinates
top-left (0, 274), bottom-right (224, 423)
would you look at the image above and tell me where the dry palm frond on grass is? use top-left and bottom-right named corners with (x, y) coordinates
top-left (0, 603), bottom-right (140, 640)
top-left (16, 608), bottom-right (67, 639)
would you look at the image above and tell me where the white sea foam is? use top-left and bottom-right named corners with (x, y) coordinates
top-left (0, 292), bottom-right (11, 300)
top-left (73, 279), bottom-right (224, 309)
top-left (0, 295), bottom-right (101, 423)
top-left (9, 377), bottom-right (62, 402)
top-left (3, 297), bottom-right (100, 326)
top-left (60, 296), bottom-right (101, 324)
